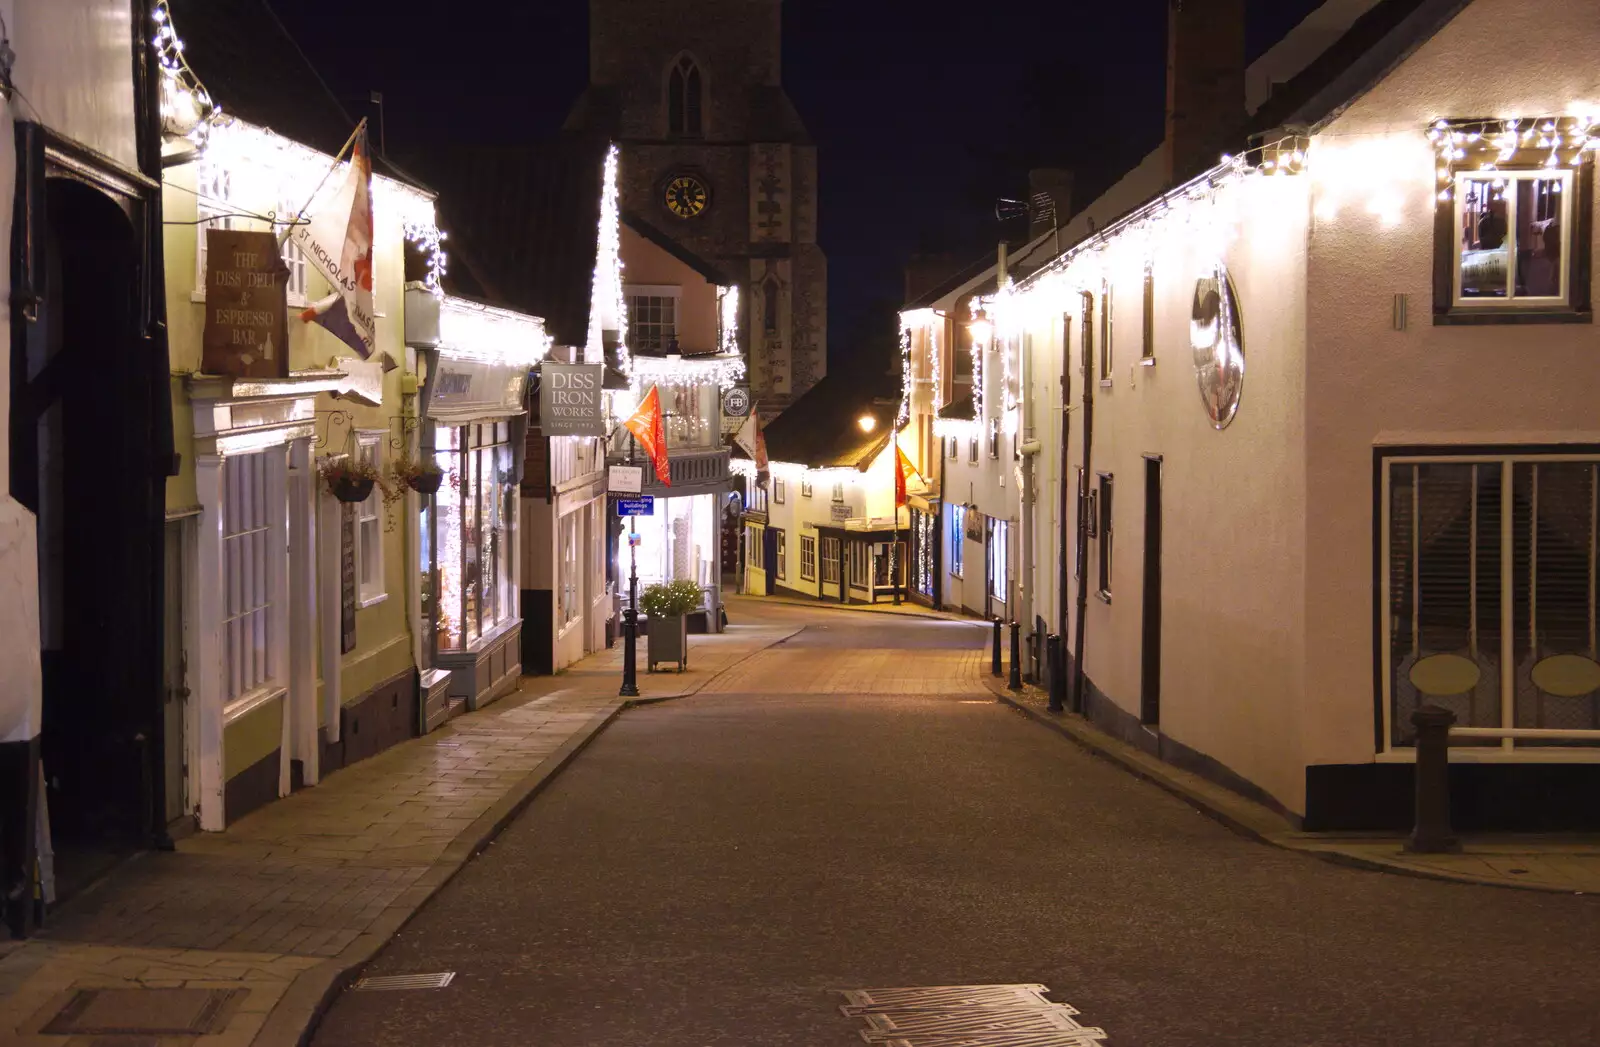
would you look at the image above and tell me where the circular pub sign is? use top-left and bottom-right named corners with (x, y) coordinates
top-left (722, 385), bottom-right (752, 418)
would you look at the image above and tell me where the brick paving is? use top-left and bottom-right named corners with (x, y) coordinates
top-left (0, 599), bottom-right (804, 1047)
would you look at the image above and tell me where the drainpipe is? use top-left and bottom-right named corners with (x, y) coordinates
top-left (1071, 294), bottom-right (1096, 714)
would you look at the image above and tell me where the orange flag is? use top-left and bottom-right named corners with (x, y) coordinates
top-left (623, 386), bottom-right (671, 486)
top-left (895, 445), bottom-right (921, 508)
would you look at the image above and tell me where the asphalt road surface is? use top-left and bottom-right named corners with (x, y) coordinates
top-left (314, 604), bottom-right (1600, 1046)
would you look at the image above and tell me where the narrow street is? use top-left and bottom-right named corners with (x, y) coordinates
top-left (314, 605), bottom-right (1600, 1047)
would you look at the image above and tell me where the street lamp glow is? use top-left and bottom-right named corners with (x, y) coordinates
top-left (858, 414), bottom-right (877, 433)
top-left (968, 306), bottom-right (993, 349)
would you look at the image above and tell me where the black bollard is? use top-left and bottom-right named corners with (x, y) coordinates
top-left (1047, 634), bottom-right (1066, 712)
top-left (1406, 705), bottom-right (1459, 854)
top-left (1008, 621), bottom-right (1022, 691)
top-left (991, 618), bottom-right (1003, 677)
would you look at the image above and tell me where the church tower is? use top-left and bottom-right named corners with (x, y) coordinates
top-left (567, 0), bottom-right (826, 412)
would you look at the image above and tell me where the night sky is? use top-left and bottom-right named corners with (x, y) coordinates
top-left (268, 0), bottom-right (1324, 376)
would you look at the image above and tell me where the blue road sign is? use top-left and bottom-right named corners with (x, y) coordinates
top-left (617, 496), bottom-right (655, 517)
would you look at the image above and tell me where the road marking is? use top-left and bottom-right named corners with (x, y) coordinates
top-left (351, 972), bottom-right (455, 991)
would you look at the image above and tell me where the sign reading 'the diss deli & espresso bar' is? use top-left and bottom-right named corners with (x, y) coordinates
top-left (203, 229), bottom-right (289, 379)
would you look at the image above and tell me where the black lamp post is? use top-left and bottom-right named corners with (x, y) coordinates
top-left (619, 444), bottom-right (640, 697)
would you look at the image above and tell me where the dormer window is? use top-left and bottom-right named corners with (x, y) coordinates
top-left (668, 56), bottom-right (703, 138)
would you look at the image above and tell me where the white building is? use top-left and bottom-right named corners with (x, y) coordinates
top-left (918, 0), bottom-right (1600, 831)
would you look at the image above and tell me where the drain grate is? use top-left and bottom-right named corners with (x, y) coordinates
top-left (352, 971), bottom-right (456, 991)
top-left (839, 984), bottom-right (1107, 1046)
top-left (42, 988), bottom-right (245, 1036)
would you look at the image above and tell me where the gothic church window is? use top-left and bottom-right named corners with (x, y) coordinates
top-left (668, 56), bottom-right (703, 138)
top-left (763, 277), bottom-right (780, 333)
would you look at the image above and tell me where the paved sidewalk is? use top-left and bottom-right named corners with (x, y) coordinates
top-left (985, 675), bottom-right (1600, 895)
top-left (0, 601), bottom-right (803, 1047)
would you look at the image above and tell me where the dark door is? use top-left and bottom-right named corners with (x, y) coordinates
top-left (162, 521), bottom-right (188, 825)
top-left (1140, 456), bottom-right (1162, 726)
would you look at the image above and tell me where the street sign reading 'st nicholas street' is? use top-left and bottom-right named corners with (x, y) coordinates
top-left (540, 362), bottom-right (605, 436)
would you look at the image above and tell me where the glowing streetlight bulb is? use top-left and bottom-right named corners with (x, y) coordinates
top-left (858, 414), bottom-right (877, 433)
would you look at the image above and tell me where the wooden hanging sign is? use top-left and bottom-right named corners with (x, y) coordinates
top-left (203, 229), bottom-right (289, 378)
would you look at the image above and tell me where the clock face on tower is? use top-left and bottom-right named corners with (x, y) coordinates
top-left (664, 174), bottom-right (710, 218)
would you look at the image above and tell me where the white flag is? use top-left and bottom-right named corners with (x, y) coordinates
top-left (291, 126), bottom-right (376, 358)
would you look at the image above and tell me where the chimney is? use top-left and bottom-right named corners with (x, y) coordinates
top-left (1165, 0), bottom-right (1246, 187)
top-left (1027, 168), bottom-right (1073, 244)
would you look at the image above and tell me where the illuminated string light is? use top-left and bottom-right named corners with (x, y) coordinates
top-left (629, 352), bottom-right (747, 391)
top-left (439, 297), bottom-right (550, 368)
top-left (587, 144), bottom-right (628, 369)
top-left (404, 221), bottom-right (448, 297)
top-left (718, 285), bottom-right (740, 356)
top-left (153, 0), bottom-right (218, 148)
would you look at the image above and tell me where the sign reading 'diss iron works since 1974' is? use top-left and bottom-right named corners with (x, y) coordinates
top-left (203, 229), bottom-right (289, 379)
top-left (540, 362), bottom-right (606, 436)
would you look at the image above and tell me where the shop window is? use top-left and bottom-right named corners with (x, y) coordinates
top-left (626, 291), bottom-right (680, 352)
top-left (434, 422), bottom-right (516, 652)
top-left (222, 449), bottom-right (277, 703)
top-left (988, 517), bottom-right (1009, 603)
top-left (559, 510), bottom-right (581, 627)
top-left (949, 503), bottom-right (966, 578)
top-left (821, 536), bottom-right (841, 584)
top-left (775, 529), bottom-right (786, 580)
top-left (850, 541), bottom-right (869, 586)
top-left (912, 509), bottom-right (934, 596)
top-left (1097, 473), bottom-right (1114, 601)
top-left (800, 534), bottom-right (817, 581)
top-left (874, 542), bottom-right (907, 587)
top-left (773, 478), bottom-right (786, 504)
top-left (1385, 454), bottom-right (1600, 750)
top-left (355, 432), bottom-right (386, 606)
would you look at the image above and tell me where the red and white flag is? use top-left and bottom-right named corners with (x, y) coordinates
top-left (291, 124), bottom-right (376, 358)
top-left (733, 408), bottom-right (768, 477)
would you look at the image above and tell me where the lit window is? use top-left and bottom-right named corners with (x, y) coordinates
top-left (627, 292), bottom-right (679, 353)
top-left (988, 518), bottom-right (1008, 603)
top-left (949, 504), bottom-right (966, 579)
top-left (1454, 171), bottom-right (1571, 305)
top-left (354, 434), bottom-right (386, 606)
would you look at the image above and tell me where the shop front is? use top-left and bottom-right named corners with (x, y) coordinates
top-left (419, 300), bottom-right (541, 714)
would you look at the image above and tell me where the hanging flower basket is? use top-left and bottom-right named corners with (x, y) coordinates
top-left (392, 457), bottom-right (445, 496)
top-left (319, 457), bottom-right (383, 504)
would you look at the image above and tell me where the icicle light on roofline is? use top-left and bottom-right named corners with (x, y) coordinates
top-left (405, 222), bottom-right (448, 297)
top-left (732, 457), bottom-right (866, 484)
top-left (934, 417), bottom-right (981, 440)
top-left (630, 353), bottom-right (747, 391)
top-left (153, 0), bottom-right (218, 148)
top-left (588, 144), bottom-right (628, 369)
top-left (718, 285), bottom-right (740, 355)
top-left (438, 297), bottom-right (551, 368)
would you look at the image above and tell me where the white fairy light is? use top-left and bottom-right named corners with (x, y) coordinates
top-left (718, 285), bottom-right (740, 355)
top-left (629, 352), bottom-right (747, 391)
top-left (438, 296), bottom-right (550, 368)
top-left (153, 0), bottom-right (218, 148)
top-left (587, 144), bottom-right (627, 369)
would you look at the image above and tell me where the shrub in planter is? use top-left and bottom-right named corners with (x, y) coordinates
top-left (319, 456), bottom-right (386, 504)
top-left (641, 579), bottom-right (702, 672)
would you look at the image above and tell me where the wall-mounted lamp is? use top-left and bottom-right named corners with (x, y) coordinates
top-left (968, 306), bottom-right (993, 349)
top-left (857, 414), bottom-right (877, 433)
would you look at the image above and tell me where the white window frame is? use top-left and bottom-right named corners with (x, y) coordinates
top-left (559, 509), bottom-right (581, 628)
top-left (1096, 473), bottom-right (1113, 602)
top-left (773, 478), bottom-right (786, 504)
top-left (1452, 169), bottom-right (1574, 310)
top-left (1380, 451), bottom-right (1600, 760)
top-left (800, 534), bottom-right (817, 581)
top-left (821, 536), bottom-right (841, 584)
top-left (354, 432), bottom-right (387, 607)
top-left (220, 448), bottom-right (285, 709)
top-left (193, 161), bottom-right (311, 307)
top-left (801, 479), bottom-right (813, 499)
top-left (625, 284), bottom-right (683, 352)
top-left (831, 482), bottom-right (844, 504)
top-left (988, 517), bottom-right (1009, 602)
top-left (775, 529), bottom-right (786, 581)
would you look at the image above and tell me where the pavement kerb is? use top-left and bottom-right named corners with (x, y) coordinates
top-left (262, 623), bottom-right (805, 1047)
top-left (739, 592), bottom-right (986, 625)
top-left (982, 676), bottom-right (1599, 897)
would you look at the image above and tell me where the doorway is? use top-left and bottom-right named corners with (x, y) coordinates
top-left (162, 520), bottom-right (189, 826)
top-left (12, 175), bottom-right (159, 894)
top-left (1140, 456), bottom-right (1162, 726)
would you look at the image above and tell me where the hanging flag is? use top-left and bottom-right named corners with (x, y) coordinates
top-left (290, 124), bottom-right (375, 358)
top-left (623, 386), bottom-right (671, 486)
top-left (733, 408), bottom-right (768, 478)
top-left (895, 444), bottom-right (923, 508)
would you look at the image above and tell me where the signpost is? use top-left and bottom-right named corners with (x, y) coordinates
top-left (540, 362), bottom-right (606, 436)
top-left (203, 229), bottom-right (288, 378)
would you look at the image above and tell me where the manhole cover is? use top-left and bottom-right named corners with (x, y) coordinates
top-left (41, 988), bottom-right (245, 1036)
top-left (839, 985), bottom-right (1107, 1046)
top-left (842, 984), bottom-right (1054, 1015)
top-left (352, 971), bottom-right (456, 991)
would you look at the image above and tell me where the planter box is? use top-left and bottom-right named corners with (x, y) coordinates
top-left (647, 614), bottom-right (689, 672)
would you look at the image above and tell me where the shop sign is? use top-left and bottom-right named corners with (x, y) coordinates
top-left (720, 385), bottom-right (751, 434)
top-left (608, 464), bottom-right (643, 493)
top-left (965, 507), bottom-right (985, 542)
top-left (540, 362), bottom-right (606, 436)
top-left (203, 229), bottom-right (288, 378)
top-left (432, 357), bottom-right (527, 417)
top-left (617, 496), bottom-right (655, 517)
top-left (830, 504), bottom-right (853, 522)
